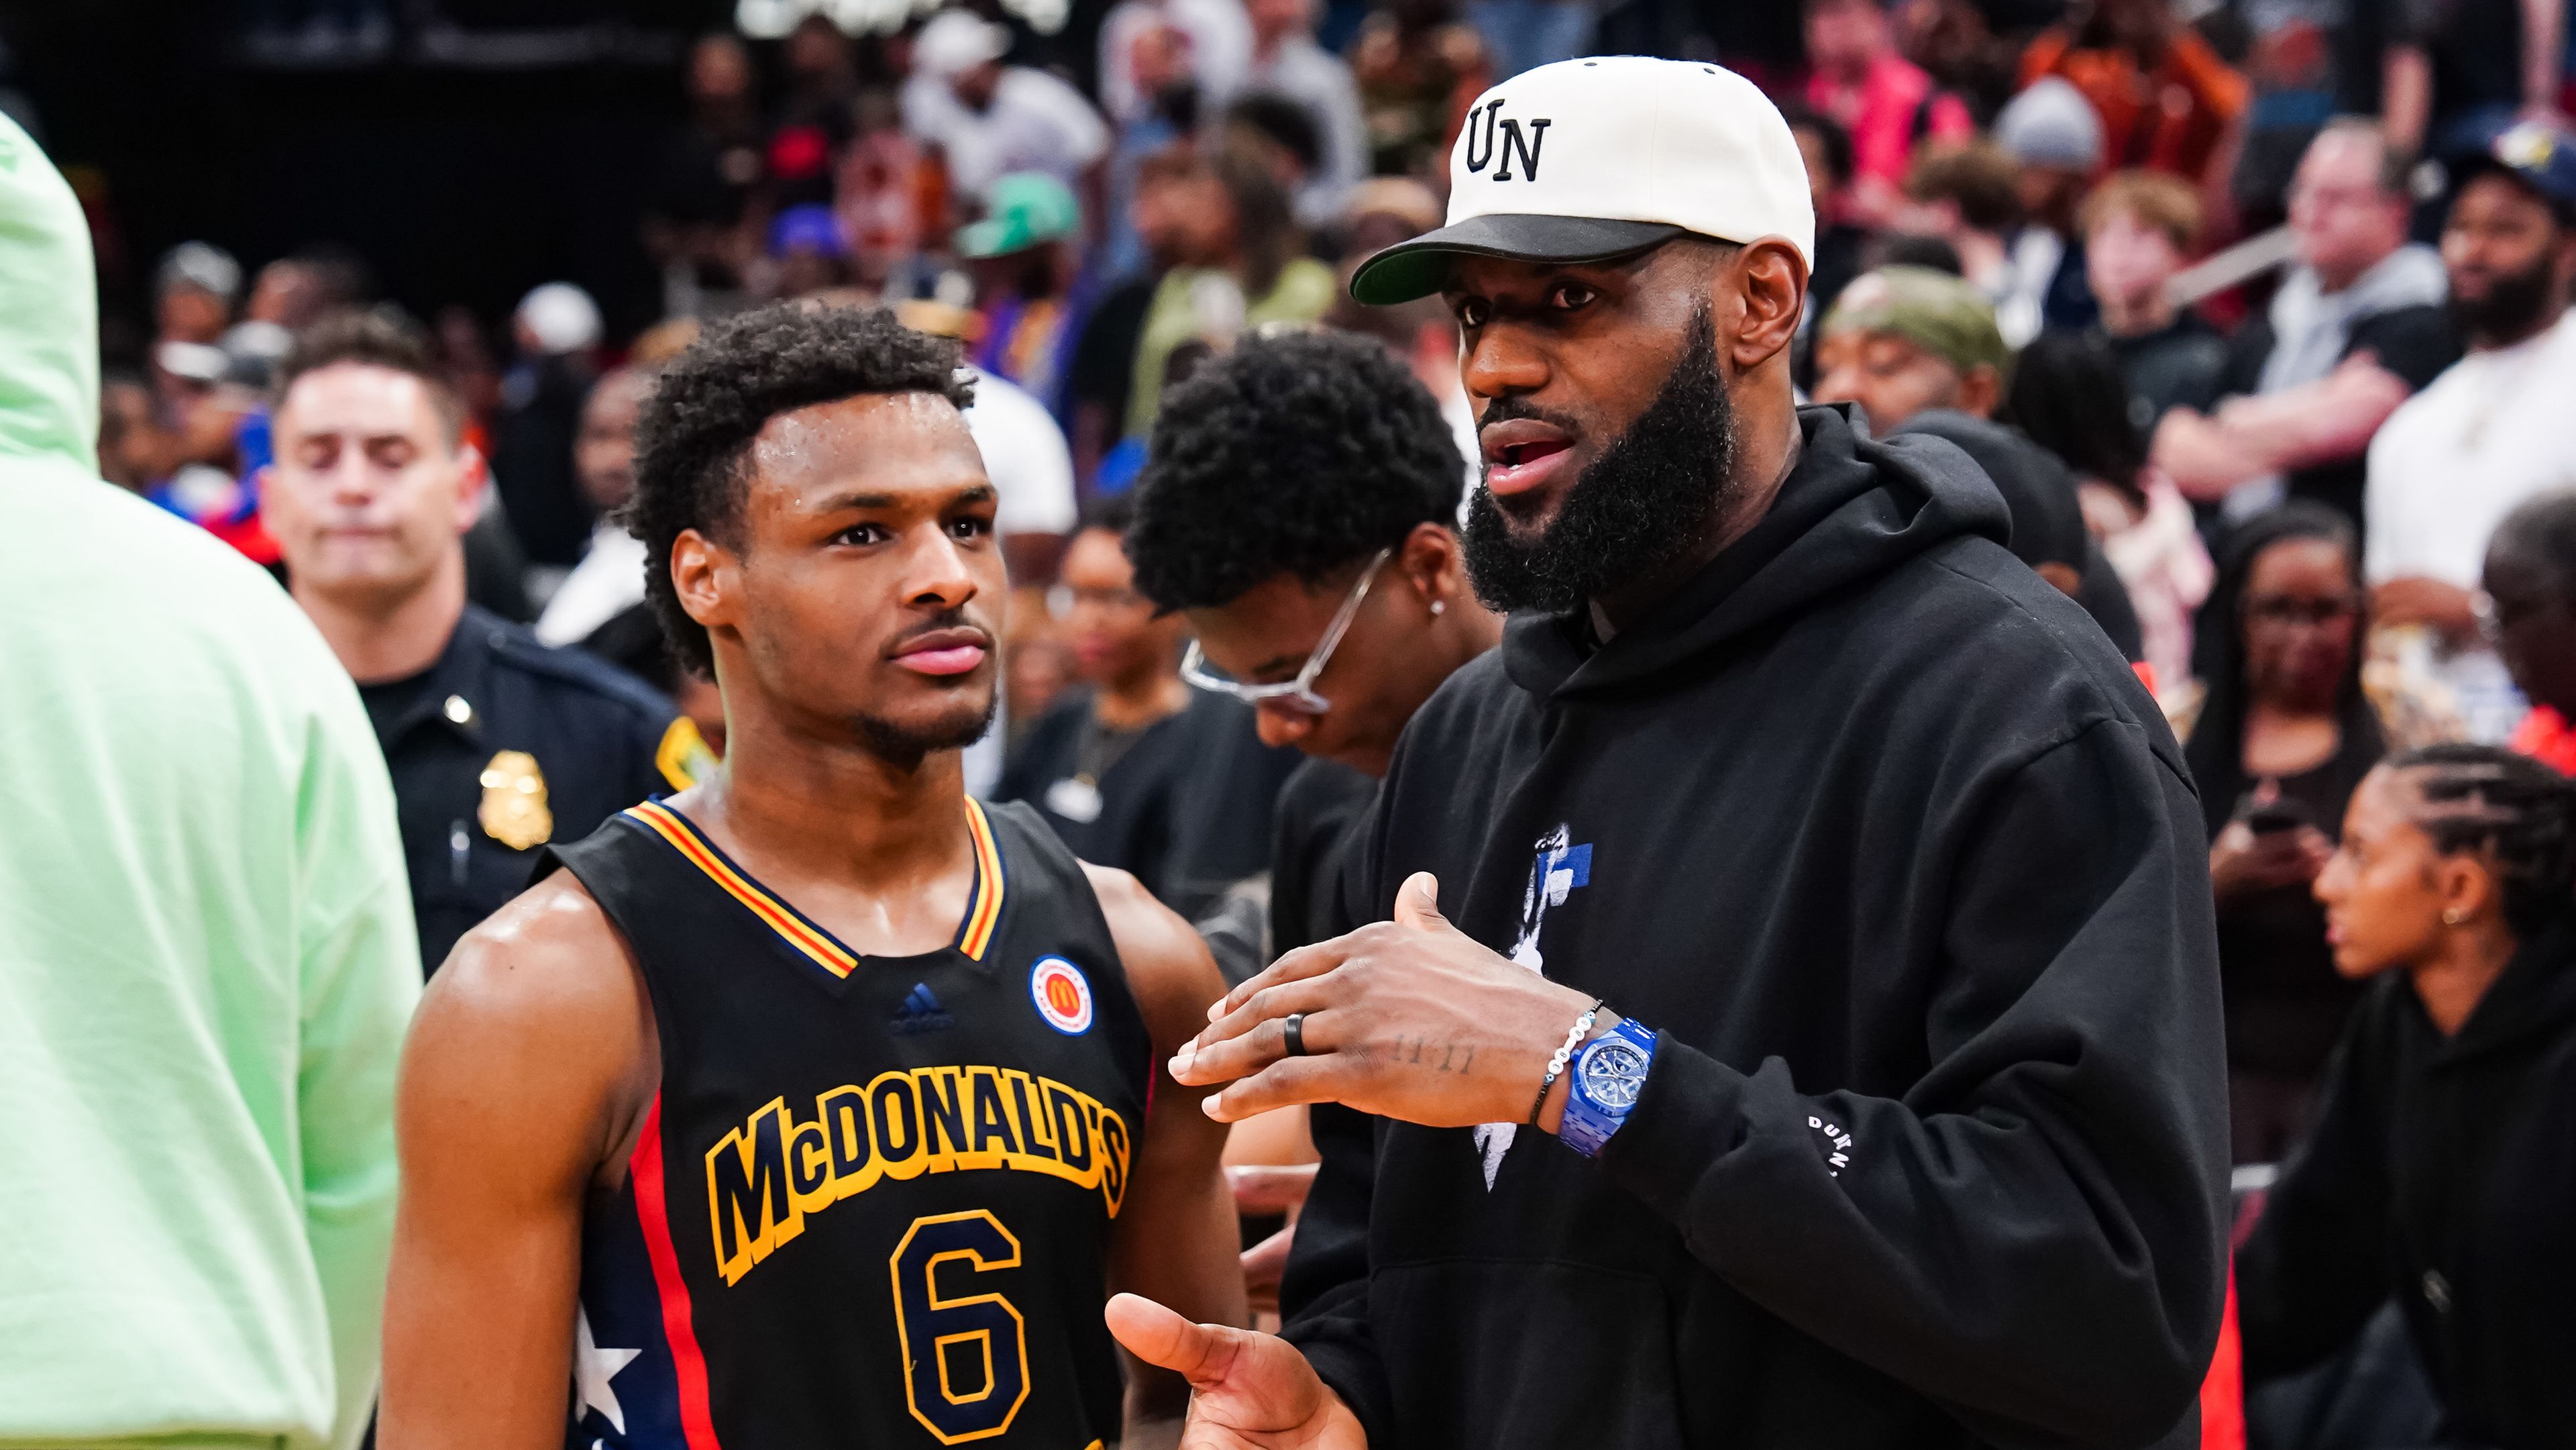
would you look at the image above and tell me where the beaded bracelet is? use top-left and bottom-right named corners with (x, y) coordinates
top-left (1527, 998), bottom-right (1605, 1127)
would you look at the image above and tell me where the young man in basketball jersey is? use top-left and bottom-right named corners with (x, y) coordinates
top-left (380, 304), bottom-right (1246, 1449)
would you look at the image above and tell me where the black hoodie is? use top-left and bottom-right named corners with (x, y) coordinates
top-left (1280, 406), bottom-right (2229, 1449)
top-left (2236, 924), bottom-right (2576, 1447)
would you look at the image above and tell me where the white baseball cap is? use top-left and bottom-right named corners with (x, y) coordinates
top-left (915, 9), bottom-right (1010, 80)
top-left (516, 282), bottom-right (603, 355)
top-left (1350, 55), bottom-right (1815, 305)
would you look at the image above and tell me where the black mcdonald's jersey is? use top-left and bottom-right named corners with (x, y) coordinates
top-left (540, 796), bottom-right (1151, 1450)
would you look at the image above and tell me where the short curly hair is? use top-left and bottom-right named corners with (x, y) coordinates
top-left (1126, 329), bottom-right (1463, 611)
top-left (626, 302), bottom-right (974, 676)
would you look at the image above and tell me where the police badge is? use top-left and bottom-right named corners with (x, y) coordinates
top-left (478, 749), bottom-right (553, 850)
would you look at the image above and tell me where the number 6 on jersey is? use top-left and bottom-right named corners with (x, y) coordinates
top-left (890, 1210), bottom-right (1030, 1444)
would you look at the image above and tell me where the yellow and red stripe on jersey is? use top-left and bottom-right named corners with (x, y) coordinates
top-left (621, 798), bottom-right (1008, 976)
top-left (955, 797), bottom-right (1005, 960)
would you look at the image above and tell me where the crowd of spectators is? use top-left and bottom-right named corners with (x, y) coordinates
top-left (42, 0), bottom-right (2576, 1439)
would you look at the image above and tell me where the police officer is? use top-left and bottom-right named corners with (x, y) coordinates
top-left (260, 310), bottom-right (708, 971)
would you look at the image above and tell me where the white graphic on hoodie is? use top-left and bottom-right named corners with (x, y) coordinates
top-left (1474, 825), bottom-right (1592, 1188)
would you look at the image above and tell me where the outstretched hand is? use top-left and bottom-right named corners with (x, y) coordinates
top-left (1167, 873), bottom-right (1603, 1129)
top-left (1105, 1294), bottom-right (1365, 1449)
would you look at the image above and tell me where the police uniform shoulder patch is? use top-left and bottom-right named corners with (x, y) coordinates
top-left (655, 716), bottom-right (717, 790)
top-left (479, 749), bottom-right (553, 849)
top-left (1030, 955), bottom-right (1094, 1035)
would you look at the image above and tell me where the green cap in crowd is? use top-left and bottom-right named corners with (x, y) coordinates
top-left (955, 172), bottom-right (1082, 260)
top-left (1820, 266), bottom-right (2011, 379)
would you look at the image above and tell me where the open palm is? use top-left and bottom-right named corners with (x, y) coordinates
top-left (1106, 1294), bottom-right (1367, 1449)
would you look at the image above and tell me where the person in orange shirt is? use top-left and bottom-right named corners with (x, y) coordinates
top-left (2021, 0), bottom-right (2249, 186)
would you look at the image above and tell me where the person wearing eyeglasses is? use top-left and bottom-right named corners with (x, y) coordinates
top-left (1126, 329), bottom-right (1497, 960)
top-left (2183, 503), bottom-right (2390, 1164)
top-left (996, 491), bottom-right (1302, 923)
top-left (1120, 327), bottom-right (1497, 1323)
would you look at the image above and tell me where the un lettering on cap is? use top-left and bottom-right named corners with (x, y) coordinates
top-left (1348, 56), bottom-right (1816, 305)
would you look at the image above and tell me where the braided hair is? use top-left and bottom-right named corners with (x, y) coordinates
top-left (2390, 743), bottom-right (2576, 938)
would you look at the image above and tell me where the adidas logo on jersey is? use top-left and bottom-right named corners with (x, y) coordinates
top-left (890, 982), bottom-right (954, 1036)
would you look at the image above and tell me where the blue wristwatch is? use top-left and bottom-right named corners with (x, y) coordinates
top-left (1558, 1016), bottom-right (1656, 1158)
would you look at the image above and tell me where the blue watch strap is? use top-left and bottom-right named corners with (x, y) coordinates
top-left (1558, 1017), bottom-right (1656, 1159)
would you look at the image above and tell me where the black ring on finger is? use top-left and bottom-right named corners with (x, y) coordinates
top-left (1283, 1012), bottom-right (1309, 1057)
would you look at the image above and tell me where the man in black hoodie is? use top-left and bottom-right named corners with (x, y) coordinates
top-left (1106, 55), bottom-right (2229, 1450)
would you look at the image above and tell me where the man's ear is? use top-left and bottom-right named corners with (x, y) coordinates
top-left (1399, 521), bottom-right (1460, 605)
top-left (1728, 239), bottom-right (1807, 371)
top-left (451, 442), bottom-right (489, 535)
top-left (672, 527), bottom-right (735, 633)
top-left (1956, 363), bottom-right (2002, 419)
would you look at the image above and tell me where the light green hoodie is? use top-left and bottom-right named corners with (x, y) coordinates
top-left (0, 114), bottom-right (421, 1450)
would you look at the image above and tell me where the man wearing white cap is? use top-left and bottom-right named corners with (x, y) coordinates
top-left (904, 8), bottom-right (1110, 201)
top-left (1107, 56), bottom-right (2227, 1449)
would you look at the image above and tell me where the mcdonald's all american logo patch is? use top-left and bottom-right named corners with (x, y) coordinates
top-left (1029, 956), bottom-right (1095, 1035)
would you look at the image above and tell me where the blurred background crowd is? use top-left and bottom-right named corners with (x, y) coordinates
top-left (10, 0), bottom-right (2576, 1440)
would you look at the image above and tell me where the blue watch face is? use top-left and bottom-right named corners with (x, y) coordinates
top-left (1579, 1039), bottom-right (1650, 1110)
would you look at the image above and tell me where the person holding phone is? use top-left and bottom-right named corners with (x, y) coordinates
top-left (2185, 503), bottom-right (2387, 1162)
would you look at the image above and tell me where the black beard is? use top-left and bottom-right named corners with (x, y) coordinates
top-left (1462, 305), bottom-right (1739, 615)
top-left (2450, 252), bottom-right (2559, 345)
top-left (851, 687), bottom-right (998, 772)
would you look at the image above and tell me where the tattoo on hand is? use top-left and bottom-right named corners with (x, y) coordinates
top-left (1402, 1038), bottom-right (1472, 1074)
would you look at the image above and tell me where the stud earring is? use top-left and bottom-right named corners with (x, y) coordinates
top-left (2444, 907), bottom-right (2467, 926)
top-left (1430, 599), bottom-right (1447, 616)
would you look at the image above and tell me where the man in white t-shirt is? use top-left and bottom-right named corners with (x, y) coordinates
top-left (903, 9), bottom-right (1111, 201)
top-left (2366, 121), bottom-right (2576, 642)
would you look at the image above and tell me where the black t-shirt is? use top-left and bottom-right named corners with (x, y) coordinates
top-left (1268, 757), bottom-right (1378, 960)
top-left (2333, 0), bottom-right (2400, 113)
top-left (995, 685), bottom-right (1301, 920)
top-left (2216, 301), bottom-right (2461, 529)
top-left (2197, 735), bottom-right (2382, 1083)
top-left (2420, 0), bottom-right (2528, 123)
top-left (2041, 235), bottom-right (2099, 337)
top-left (2099, 313), bottom-right (2232, 435)
top-left (1064, 276), bottom-right (1157, 445)
top-left (2335, 0), bottom-right (2525, 121)
top-left (492, 356), bottom-right (597, 568)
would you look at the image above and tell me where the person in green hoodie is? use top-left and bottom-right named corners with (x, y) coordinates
top-left (0, 113), bottom-right (420, 1450)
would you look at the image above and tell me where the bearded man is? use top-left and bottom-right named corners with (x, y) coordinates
top-left (2365, 120), bottom-right (2576, 651)
top-left (1103, 56), bottom-right (2231, 1450)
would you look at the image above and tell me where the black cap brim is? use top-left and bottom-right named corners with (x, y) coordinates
top-left (1348, 214), bottom-right (1686, 305)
